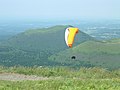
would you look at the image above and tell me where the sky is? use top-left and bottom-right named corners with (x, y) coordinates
top-left (0, 0), bottom-right (120, 20)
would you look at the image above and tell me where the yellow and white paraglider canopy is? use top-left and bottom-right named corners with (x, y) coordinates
top-left (65, 27), bottom-right (79, 48)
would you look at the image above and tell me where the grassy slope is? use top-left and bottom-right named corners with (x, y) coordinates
top-left (0, 79), bottom-right (120, 90)
top-left (49, 39), bottom-right (120, 69)
top-left (0, 66), bottom-right (120, 78)
top-left (0, 66), bottom-right (120, 90)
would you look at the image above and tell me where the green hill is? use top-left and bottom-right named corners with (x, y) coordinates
top-left (49, 39), bottom-right (120, 69)
top-left (0, 25), bottom-right (119, 69)
top-left (0, 25), bottom-right (93, 66)
top-left (5, 25), bottom-right (93, 52)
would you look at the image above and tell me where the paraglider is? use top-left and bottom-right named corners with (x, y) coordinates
top-left (65, 27), bottom-right (79, 48)
top-left (71, 56), bottom-right (76, 59)
top-left (65, 27), bottom-right (79, 60)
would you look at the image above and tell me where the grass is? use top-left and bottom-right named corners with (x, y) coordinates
top-left (0, 66), bottom-right (120, 78)
top-left (0, 66), bottom-right (120, 90)
top-left (0, 79), bottom-right (120, 90)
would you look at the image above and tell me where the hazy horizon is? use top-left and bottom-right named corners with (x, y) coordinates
top-left (0, 0), bottom-right (120, 21)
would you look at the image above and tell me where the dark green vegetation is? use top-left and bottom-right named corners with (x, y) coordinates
top-left (0, 66), bottom-right (120, 90)
top-left (0, 25), bottom-right (120, 69)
